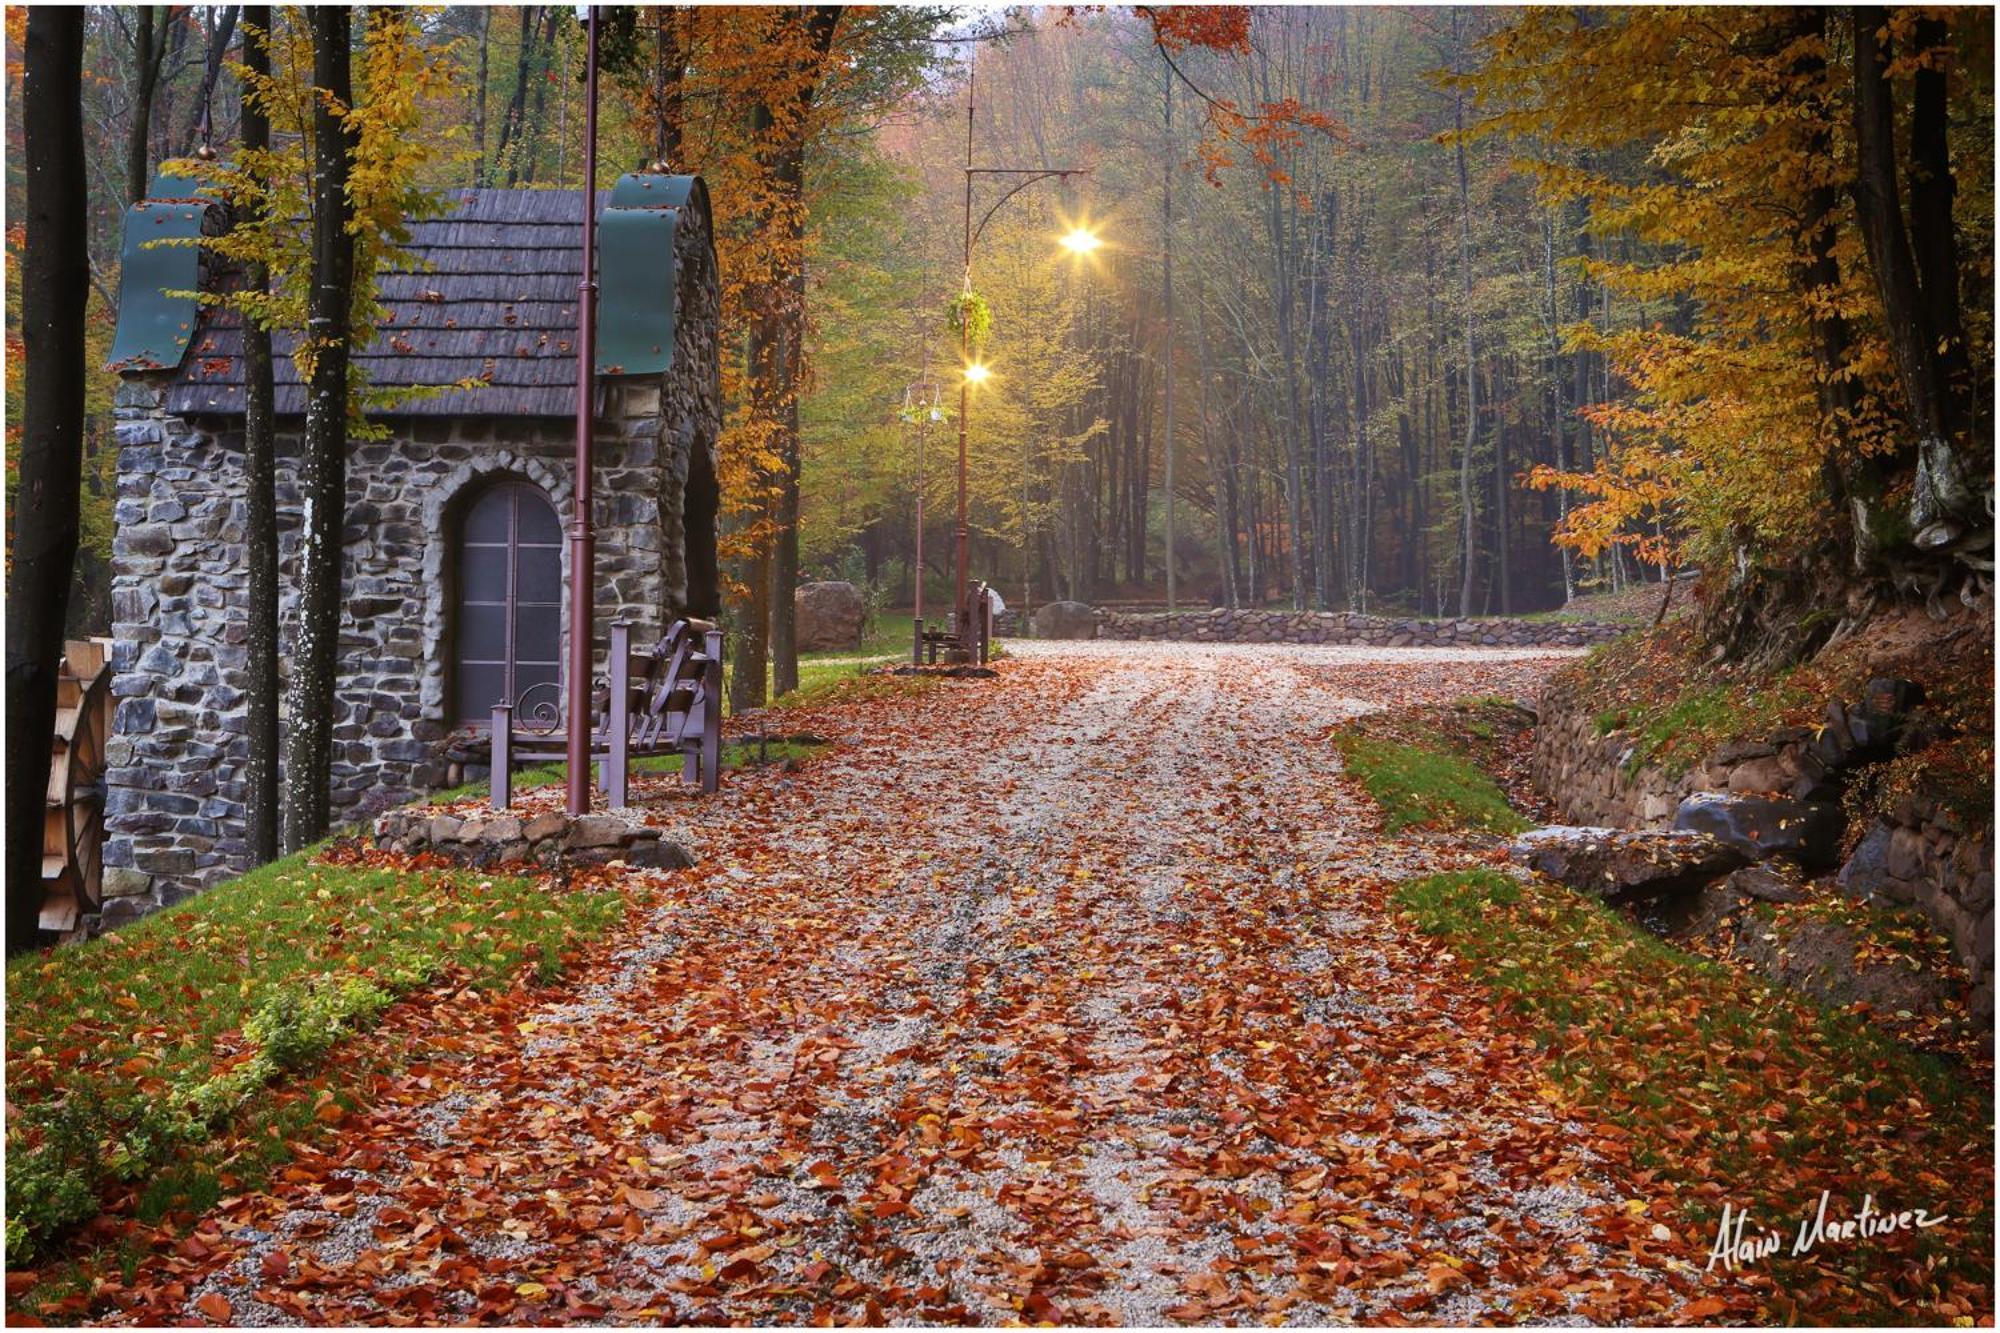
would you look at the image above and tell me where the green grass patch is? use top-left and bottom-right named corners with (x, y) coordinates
top-left (1393, 868), bottom-right (1993, 1322)
top-left (1331, 732), bottom-right (1532, 836)
top-left (4, 850), bottom-right (623, 1268)
top-left (771, 664), bottom-right (941, 712)
top-left (426, 738), bottom-right (826, 806)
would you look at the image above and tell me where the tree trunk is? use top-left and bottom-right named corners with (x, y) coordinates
top-left (1160, 50), bottom-right (1176, 611)
top-left (1906, 14), bottom-right (1976, 447)
top-left (126, 6), bottom-right (166, 202)
top-left (177, 6), bottom-right (241, 154)
top-left (1851, 7), bottom-right (1960, 457)
top-left (471, 7), bottom-right (491, 186)
top-left (764, 4), bottom-right (841, 701)
top-left (493, 5), bottom-right (538, 187)
top-left (1193, 272), bottom-right (1239, 608)
top-left (281, 6), bottom-right (355, 855)
top-left (1765, 9), bottom-right (1864, 513)
top-left (241, 5), bottom-right (279, 867)
top-left (654, 8), bottom-right (686, 167)
top-left (8, 6), bottom-right (87, 947)
top-left (516, 6), bottom-right (562, 186)
top-left (1451, 22), bottom-right (1480, 617)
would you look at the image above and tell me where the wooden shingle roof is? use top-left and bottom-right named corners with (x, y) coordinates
top-left (166, 189), bottom-right (608, 419)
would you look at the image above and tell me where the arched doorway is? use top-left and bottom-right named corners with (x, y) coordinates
top-left (453, 480), bottom-right (561, 723)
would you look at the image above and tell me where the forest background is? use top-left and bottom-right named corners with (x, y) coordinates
top-left (5, 4), bottom-right (1993, 697)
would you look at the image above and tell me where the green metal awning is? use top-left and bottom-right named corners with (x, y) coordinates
top-left (105, 166), bottom-right (224, 374)
top-left (595, 173), bottom-right (708, 377)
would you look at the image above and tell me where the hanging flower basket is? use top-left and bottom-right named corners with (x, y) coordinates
top-left (947, 290), bottom-right (992, 351)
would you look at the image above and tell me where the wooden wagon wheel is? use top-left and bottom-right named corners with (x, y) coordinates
top-left (41, 640), bottom-right (112, 934)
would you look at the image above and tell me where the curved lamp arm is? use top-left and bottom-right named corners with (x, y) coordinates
top-left (967, 168), bottom-right (1088, 257)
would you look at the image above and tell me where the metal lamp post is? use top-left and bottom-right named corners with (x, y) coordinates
top-left (904, 373), bottom-right (940, 663)
top-left (565, 4), bottom-right (600, 816)
top-left (947, 46), bottom-right (1092, 664)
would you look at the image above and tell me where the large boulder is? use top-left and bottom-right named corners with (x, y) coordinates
top-left (1509, 826), bottom-right (1748, 902)
top-left (1673, 791), bottom-right (1843, 870)
top-left (1033, 600), bottom-right (1099, 640)
top-left (794, 581), bottom-right (866, 651)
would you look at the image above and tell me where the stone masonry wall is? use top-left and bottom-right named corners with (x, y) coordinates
top-left (103, 378), bottom-right (691, 921)
top-left (1533, 670), bottom-right (1994, 1025)
top-left (1095, 608), bottom-right (1625, 650)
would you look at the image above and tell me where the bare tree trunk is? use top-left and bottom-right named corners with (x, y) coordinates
top-left (281, 6), bottom-right (354, 854)
top-left (1193, 272), bottom-right (1239, 608)
top-left (177, 6), bottom-right (241, 154)
top-left (1851, 7), bottom-right (1963, 457)
top-left (8, 5), bottom-right (87, 946)
top-left (126, 6), bottom-right (166, 202)
top-left (471, 7), bottom-right (491, 187)
top-left (493, 5), bottom-right (538, 187)
top-left (766, 4), bottom-right (842, 701)
top-left (1451, 15), bottom-right (1480, 617)
top-left (516, 6), bottom-right (563, 186)
top-left (1543, 207), bottom-right (1574, 603)
top-left (1160, 49), bottom-right (1176, 611)
top-left (241, 5), bottom-right (279, 867)
top-left (654, 8), bottom-right (687, 166)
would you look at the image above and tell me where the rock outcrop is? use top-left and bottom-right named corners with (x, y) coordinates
top-left (1508, 826), bottom-right (1748, 902)
top-left (1535, 667), bottom-right (1989, 1025)
top-left (1672, 791), bottom-right (1844, 869)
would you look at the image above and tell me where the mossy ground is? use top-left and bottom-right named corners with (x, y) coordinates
top-left (1331, 698), bottom-right (1544, 835)
top-left (1331, 729), bottom-right (1533, 836)
top-left (1394, 867), bottom-right (1993, 1323)
top-left (4, 849), bottom-right (624, 1275)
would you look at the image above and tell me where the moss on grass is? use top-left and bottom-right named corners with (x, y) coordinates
top-left (1331, 731), bottom-right (1532, 836)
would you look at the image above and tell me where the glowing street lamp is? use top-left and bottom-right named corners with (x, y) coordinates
top-left (942, 46), bottom-right (1091, 666)
top-left (1059, 226), bottom-right (1102, 256)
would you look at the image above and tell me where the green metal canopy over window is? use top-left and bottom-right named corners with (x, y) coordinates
top-left (595, 172), bottom-right (707, 378)
top-left (106, 169), bottom-right (222, 374)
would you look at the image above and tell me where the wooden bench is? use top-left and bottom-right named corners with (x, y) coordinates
top-left (912, 580), bottom-right (994, 665)
top-left (491, 617), bottom-right (724, 810)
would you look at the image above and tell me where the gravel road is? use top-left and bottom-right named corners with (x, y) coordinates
top-left (113, 642), bottom-right (1702, 1326)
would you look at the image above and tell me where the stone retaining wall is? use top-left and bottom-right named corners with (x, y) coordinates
top-left (372, 806), bottom-right (693, 872)
top-left (1533, 670), bottom-right (1994, 1025)
top-left (1095, 608), bottom-right (1626, 649)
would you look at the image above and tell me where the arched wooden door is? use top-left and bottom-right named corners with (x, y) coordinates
top-left (453, 481), bottom-right (562, 723)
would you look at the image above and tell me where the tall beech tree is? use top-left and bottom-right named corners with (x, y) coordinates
top-left (241, 6), bottom-right (279, 866)
top-left (1478, 5), bottom-right (1991, 651)
top-left (280, 6), bottom-right (355, 854)
top-left (7, 6), bottom-right (88, 945)
top-left (762, 4), bottom-right (843, 702)
top-left (125, 6), bottom-right (170, 203)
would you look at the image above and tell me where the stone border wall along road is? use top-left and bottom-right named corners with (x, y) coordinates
top-left (1093, 608), bottom-right (1625, 650)
top-left (1533, 670), bottom-right (1993, 1027)
top-left (372, 807), bottom-right (694, 873)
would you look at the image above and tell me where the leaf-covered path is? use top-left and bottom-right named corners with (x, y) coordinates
top-left (111, 643), bottom-right (1714, 1325)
